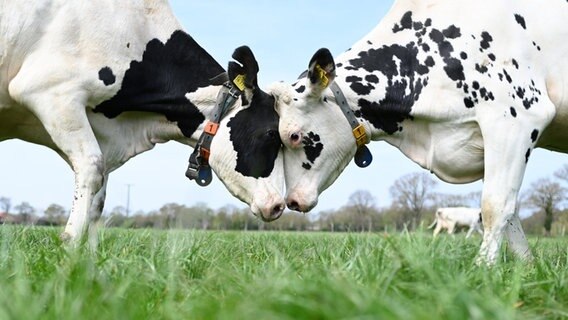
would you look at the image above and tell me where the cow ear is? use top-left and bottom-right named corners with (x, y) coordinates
top-left (307, 48), bottom-right (336, 96)
top-left (228, 46), bottom-right (260, 105)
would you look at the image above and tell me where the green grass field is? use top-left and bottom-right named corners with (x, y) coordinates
top-left (0, 226), bottom-right (566, 319)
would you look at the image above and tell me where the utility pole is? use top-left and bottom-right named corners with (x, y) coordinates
top-left (126, 184), bottom-right (133, 217)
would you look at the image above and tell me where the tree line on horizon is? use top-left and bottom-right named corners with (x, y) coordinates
top-left (2, 165), bottom-right (568, 236)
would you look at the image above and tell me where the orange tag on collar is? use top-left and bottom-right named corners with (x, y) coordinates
top-left (204, 122), bottom-right (219, 135)
top-left (200, 147), bottom-right (211, 162)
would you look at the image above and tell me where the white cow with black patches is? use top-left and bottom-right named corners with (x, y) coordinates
top-left (268, 0), bottom-right (568, 264)
top-left (0, 0), bottom-right (285, 241)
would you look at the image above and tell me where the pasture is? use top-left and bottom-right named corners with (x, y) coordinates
top-left (0, 227), bottom-right (566, 319)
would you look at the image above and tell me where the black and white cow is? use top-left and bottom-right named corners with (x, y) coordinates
top-left (268, 0), bottom-right (568, 263)
top-left (0, 0), bottom-right (285, 241)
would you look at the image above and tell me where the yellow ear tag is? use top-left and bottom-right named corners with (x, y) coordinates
top-left (314, 64), bottom-right (329, 88)
top-left (233, 74), bottom-right (246, 91)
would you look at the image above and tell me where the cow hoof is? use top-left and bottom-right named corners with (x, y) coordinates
top-left (474, 254), bottom-right (497, 267)
top-left (59, 231), bottom-right (75, 243)
top-left (517, 250), bottom-right (534, 263)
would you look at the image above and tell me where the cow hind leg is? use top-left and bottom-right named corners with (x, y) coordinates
top-left (433, 222), bottom-right (442, 237)
top-left (86, 174), bottom-right (109, 248)
top-left (447, 222), bottom-right (457, 235)
top-left (465, 225), bottom-right (475, 239)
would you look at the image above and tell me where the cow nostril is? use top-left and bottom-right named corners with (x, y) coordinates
top-left (290, 132), bottom-right (302, 144)
top-left (288, 200), bottom-right (300, 212)
top-left (271, 204), bottom-right (284, 219)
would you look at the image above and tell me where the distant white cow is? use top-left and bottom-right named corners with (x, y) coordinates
top-left (0, 0), bottom-right (286, 241)
top-left (428, 207), bottom-right (483, 238)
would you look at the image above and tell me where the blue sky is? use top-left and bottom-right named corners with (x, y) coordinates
top-left (1, 1), bottom-right (566, 216)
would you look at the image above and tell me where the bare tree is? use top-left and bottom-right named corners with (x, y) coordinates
top-left (44, 203), bottom-right (67, 225)
top-left (317, 210), bottom-right (337, 232)
top-left (159, 203), bottom-right (185, 229)
top-left (389, 172), bottom-right (437, 229)
top-left (14, 202), bottom-right (35, 224)
top-left (466, 191), bottom-right (482, 207)
top-left (106, 206), bottom-right (128, 227)
top-left (434, 193), bottom-right (471, 208)
top-left (347, 190), bottom-right (377, 232)
top-left (109, 205), bottom-right (127, 217)
top-left (0, 197), bottom-right (11, 214)
top-left (434, 191), bottom-right (481, 208)
top-left (554, 164), bottom-right (568, 182)
top-left (523, 178), bottom-right (566, 236)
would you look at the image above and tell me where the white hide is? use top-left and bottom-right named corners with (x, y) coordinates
top-left (428, 207), bottom-right (483, 238)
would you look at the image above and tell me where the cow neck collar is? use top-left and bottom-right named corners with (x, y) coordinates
top-left (300, 70), bottom-right (373, 168)
top-left (185, 78), bottom-right (245, 186)
top-left (328, 81), bottom-right (373, 168)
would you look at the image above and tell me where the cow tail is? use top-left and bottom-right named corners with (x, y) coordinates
top-left (427, 210), bottom-right (441, 229)
top-left (427, 219), bottom-right (437, 229)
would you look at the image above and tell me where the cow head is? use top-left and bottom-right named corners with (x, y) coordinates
top-left (94, 33), bottom-right (285, 221)
top-left (268, 49), bottom-right (360, 212)
top-left (208, 46), bottom-right (285, 221)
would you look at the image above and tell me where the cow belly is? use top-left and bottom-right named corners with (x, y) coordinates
top-left (0, 103), bottom-right (54, 147)
top-left (430, 141), bottom-right (484, 183)
top-left (539, 104), bottom-right (568, 152)
top-left (413, 123), bottom-right (485, 184)
top-left (539, 121), bottom-right (568, 153)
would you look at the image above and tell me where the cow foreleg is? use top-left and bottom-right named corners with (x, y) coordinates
top-left (13, 91), bottom-right (105, 242)
top-left (477, 187), bottom-right (522, 265)
top-left (62, 168), bottom-right (105, 242)
top-left (504, 214), bottom-right (532, 260)
top-left (477, 159), bottom-right (529, 265)
top-left (476, 99), bottom-right (554, 264)
top-left (61, 135), bottom-right (105, 241)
